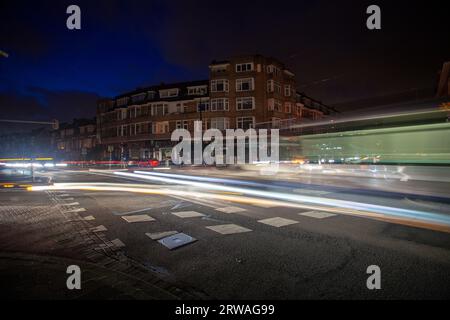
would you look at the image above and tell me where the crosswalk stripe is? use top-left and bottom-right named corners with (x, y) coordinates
top-left (91, 225), bottom-right (107, 232)
top-left (121, 214), bottom-right (155, 223)
top-left (215, 206), bottom-right (247, 213)
top-left (65, 202), bottom-right (80, 206)
top-left (206, 224), bottom-right (252, 235)
top-left (299, 211), bottom-right (337, 219)
top-left (67, 208), bottom-right (86, 213)
top-left (172, 211), bottom-right (205, 218)
top-left (258, 217), bottom-right (299, 227)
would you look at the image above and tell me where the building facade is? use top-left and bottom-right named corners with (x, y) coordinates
top-left (97, 54), bottom-right (333, 161)
top-left (52, 119), bottom-right (98, 161)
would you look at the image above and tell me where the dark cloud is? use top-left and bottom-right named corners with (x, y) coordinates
top-left (0, 0), bottom-right (448, 113)
top-left (0, 89), bottom-right (99, 134)
top-left (155, 0), bottom-right (449, 104)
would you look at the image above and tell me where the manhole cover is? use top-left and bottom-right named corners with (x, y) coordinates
top-left (158, 233), bottom-right (197, 250)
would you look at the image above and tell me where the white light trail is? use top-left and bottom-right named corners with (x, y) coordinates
top-left (125, 171), bottom-right (450, 227)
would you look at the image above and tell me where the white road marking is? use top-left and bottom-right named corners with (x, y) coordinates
top-left (111, 238), bottom-right (125, 248)
top-left (215, 206), bottom-right (247, 213)
top-left (121, 214), bottom-right (155, 223)
top-left (299, 211), bottom-right (337, 219)
top-left (91, 225), bottom-right (107, 232)
top-left (83, 215), bottom-right (96, 221)
top-left (67, 208), bottom-right (86, 213)
top-left (258, 217), bottom-right (299, 227)
top-left (171, 195), bottom-right (221, 209)
top-left (65, 202), bottom-right (80, 206)
top-left (146, 231), bottom-right (179, 240)
top-left (62, 197), bottom-right (75, 201)
top-left (171, 211), bottom-right (205, 218)
top-left (206, 224), bottom-right (252, 235)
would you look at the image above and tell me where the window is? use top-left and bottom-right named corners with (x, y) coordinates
top-left (132, 93), bottom-right (146, 103)
top-left (210, 117), bottom-right (230, 130)
top-left (147, 91), bottom-right (156, 100)
top-left (188, 86), bottom-right (207, 96)
top-left (152, 121), bottom-right (169, 134)
top-left (118, 125), bottom-right (128, 136)
top-left (285, 102), bottom-right (292, 113)
top-left (196, 119), bottom-right (209, 131)
top-left (197, 100), bottom-right (210, 112)
top-left (159, 88), bottom-right (179, 98)
top-left (236, 78), bottom-right (254, 92)
top-left (284, 85), bottom-right (291, 97)
top-left (117, 109), bottom-right (127, 120)
top-left (236, 117), bottom-right (255, 130)
top-left (236, 62), bottom-right (254, 73)
top-left (210, 64), bottom-right (229, 73)
top-left (267, 80), bottom-right (282, 93)
top-left (116, 97), bottom-right (129, 107)
top-left (210, 98), bottom-right (229, 111)
top-left (268, 99), bottom-right (282, 112)
top-left (272, 117), bottom-right (281, 128)
top-left (128, 106), bottom-right (142, 119)
top-left (211, 79), bottom-right (229, 92)
top-left (129, 124), bottom-right (136, 136)
top-left (236, 97), bottom-right (255, 110)
top-left (266, 65), bottom-right (281, 76)
top-left (176, 120), bottom-right (189, 130)
top-left (151, 103), bottom-right (167, 116)
top-left (136, 122), bottom-right (151, 134)
top-left (176, 103), bottom-right (184, 113)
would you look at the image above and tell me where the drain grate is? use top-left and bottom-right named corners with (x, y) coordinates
top-left (158, 233), bottom-right (197, 250)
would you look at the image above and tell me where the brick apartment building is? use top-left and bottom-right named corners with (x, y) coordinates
top-left (52, 118), bottom-right (98, 161)
top-left (97, 54), bottom-right (334, 161)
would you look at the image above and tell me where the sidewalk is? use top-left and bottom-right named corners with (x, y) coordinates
top-left (0, 252), bottom-right (184, 300)
top-left (0, 190), bottom-right (207, 300)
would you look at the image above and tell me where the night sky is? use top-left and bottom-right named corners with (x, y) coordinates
top-left (0, 0), bottom-right (449, 133)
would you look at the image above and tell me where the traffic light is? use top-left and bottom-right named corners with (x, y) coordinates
top-left (52, 119), bottom-right (59, 130)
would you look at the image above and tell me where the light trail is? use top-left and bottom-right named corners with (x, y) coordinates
top-left (126, 171), bottom-right (450, 228)
top-left (29, 181), bottom-right (450, 233)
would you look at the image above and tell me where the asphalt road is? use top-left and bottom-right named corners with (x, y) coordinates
top-left (1, 168), bottom-right (450, 299)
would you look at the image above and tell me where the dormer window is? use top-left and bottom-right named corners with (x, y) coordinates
top-left (188, 86), bottom-right (207, 96)
top-left (159, 88), bottom-right (179, 98)
top-left (131, 93), bottom-right (146, 103)
top-left (116, 97), bottom-right (129, 107)
top-left (236, 62), bottom-right (254, 73)
top-left (147, 91), bottom-right (156, 100)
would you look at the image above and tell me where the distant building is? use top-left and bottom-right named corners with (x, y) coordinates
top-left (97, 54), bottom-right (334, 161)
top-left (52, 118), bottom-right (97, 161)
